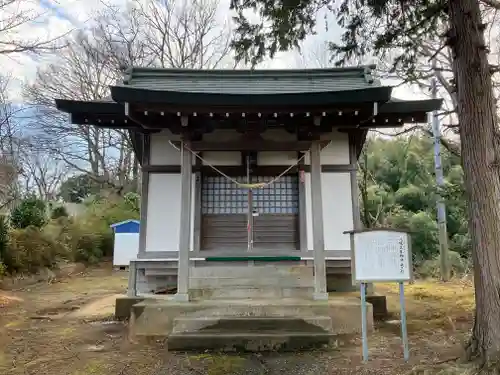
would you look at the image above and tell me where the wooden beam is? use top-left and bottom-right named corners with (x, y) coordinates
top-left (142, 164), bottom-right (355, 175)
top-left (183, 140), bottom-right (331, 152)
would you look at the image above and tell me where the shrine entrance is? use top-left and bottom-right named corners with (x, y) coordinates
top-left (200, 173), bottom-right (299, 252)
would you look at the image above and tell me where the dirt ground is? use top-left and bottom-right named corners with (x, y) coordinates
top-left (0, 264), bottom-right (475, 375)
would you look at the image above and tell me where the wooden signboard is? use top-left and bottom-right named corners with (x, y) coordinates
top-left (344, 228), bottom-right (412, 363)
top-left (351, 229), bottom-right (412, 283)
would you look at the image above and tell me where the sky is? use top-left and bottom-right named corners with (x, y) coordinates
top-left (0, 0), bottom-right (423, 103)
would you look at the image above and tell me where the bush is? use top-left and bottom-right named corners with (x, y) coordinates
top-left (417, 251), bottom-right (469, 279)
top-left (51, 218), bottom-right (104, 264)
top-left (7, 227), bottom-right (65, 273)
top-left (51, 205), bottom-right (69, 219)
top-left (0, 215), bottom-right (13, 274)
top-left (123, 192), bottom-right (140, 213)
top-left (79, 196), bottom-right (138, 258)
top-left (0, 195), bottom-right (139, 275)
top-left (10, 197), bottom-right (47, 229)
top-left (0, 262), bottom-right (6, 278)
top-left (0, 215), bottom-right (8, 264)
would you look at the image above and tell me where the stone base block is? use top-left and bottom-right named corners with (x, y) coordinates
top-left (167, 331), bottom-right (333, 352)
top-left (129, 296), bottom-right (373, 350)
top-left (366, 295), bottom-right (388, 320)
top-left (115, 297), bottom-right (144, 320)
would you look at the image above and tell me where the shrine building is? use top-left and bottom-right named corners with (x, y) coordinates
top-left (55, 66), bottom-right (441, 351)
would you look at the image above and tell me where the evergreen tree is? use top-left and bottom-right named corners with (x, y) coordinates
top-left (230, 0), bottom-right (500, 365)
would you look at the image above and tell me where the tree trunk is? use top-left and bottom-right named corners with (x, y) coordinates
top-left (448, 0), bottom-right (500, 364)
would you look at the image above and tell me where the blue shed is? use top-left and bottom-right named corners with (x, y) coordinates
top-left (110, 220), bottom-right (140, 266)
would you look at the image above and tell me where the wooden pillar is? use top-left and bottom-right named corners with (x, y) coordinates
top-left (348, 134), bottom-right (362, 231)
top-left (298, 151), bottom-right (308, 252)
top-left (192, 153), bottom-right (202, 253)
top-left (127, 260), bottom-right (137, 297)
top-left (174, 141), bottom-right (193, 301)
top-left (310, 141), bottom-right (328, 300)
top-left (137, 134), bottom-right (150, 259)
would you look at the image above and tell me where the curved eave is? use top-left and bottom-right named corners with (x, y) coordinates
top-left (55, 98), bottom-right (124, 115)
top-left (380, 98), bottom-right (443, 114)
top-left (110, 85), bottom-right (393, 107)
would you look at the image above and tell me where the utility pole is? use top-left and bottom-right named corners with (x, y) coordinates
top-left (430, 60), bottom-right (450, 282)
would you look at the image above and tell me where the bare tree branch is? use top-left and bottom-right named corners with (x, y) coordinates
top-left (0, 0), bottom-right (69, 55)
top-left (23, 0), bottom-right (239, 197)
top-left (481, 0), bottom-right (500, 11)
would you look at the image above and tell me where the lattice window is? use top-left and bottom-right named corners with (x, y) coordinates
top-left (251, 176), bottom-right (299, 214)
top-left (201, 176), bottom-right (247, 214)
top-left (201, 175), bottom-right (299, 215)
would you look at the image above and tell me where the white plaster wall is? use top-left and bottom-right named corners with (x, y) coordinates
top-left (150, 132), bottom-right (199, 166)
top-left (304, 131), bottom-right (350, 164)
top-left (150, 133), bottom-right (180, 165)
top-left (321, 173), bottom-right (353, 251)
top-left (305, 172), bottom-right (353, 252)
top-left (145, 173), bottom-right (182, 252)
top-left (145, 172), bottom-right (196, 252)
top-left (113, 233), bottom-right (139, 266)
top-left (257, 151), bottom-right (297, 165)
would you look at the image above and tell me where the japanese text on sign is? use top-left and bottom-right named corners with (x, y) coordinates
top-left (353, 230), bottom-right (411, 282)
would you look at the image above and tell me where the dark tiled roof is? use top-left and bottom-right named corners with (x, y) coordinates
top-left (120, 65), bottom-right (380, 94)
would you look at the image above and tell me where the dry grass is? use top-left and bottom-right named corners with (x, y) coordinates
top-left (0, 265), bottom-right (477, 375)
top-left (0, 264), bottom-right (165, 375)
top-left (379, 280), bottom-right (474, 332)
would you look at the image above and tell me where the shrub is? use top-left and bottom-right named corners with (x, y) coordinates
top-left (0, 215), bottom-right (9, 264)
top-left (10, 197), bottom-right (47, 229)
top-left (51, 205), bottom-right (69, 219)
top-left (0, 195), bottom-right (139, 275)
top-left (7, 227), bottom-right (65, 273)
top-left (417, 251), bottom-right (468, 279)
top-left (0, 261), bottom-right (5, 278)
top-left (123, 192), bottom-right (140, 213)
top-left (55, 218), bottom-right (108, 264)
top-left (0, 215), bottom-right (14, 274)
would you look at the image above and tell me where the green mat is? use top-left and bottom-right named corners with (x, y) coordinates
top-left (205, 256), bottom-right (302, 262)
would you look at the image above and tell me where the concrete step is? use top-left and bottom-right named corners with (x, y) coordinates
top-left (175, 300), bottom-right (332, 319)
top-left (167, 331), bottom-right (334, 352)
top-left (129, 297), bottom-right (372, 338)
top-left (144, 269), bottom-right (178, 276)
top-left (172, 316), bottom-right (333, 334)
top-left (189, 276), bottom-right (313, 288)
top-left (190, 264), bottom-right (312, 279)
top-left (189, 286), bottom-right (314, 299)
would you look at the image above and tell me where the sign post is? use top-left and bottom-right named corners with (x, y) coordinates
top-left (344, 228), bottom-right (413, 363)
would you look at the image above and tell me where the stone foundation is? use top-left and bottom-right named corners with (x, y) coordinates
top-left (128, 296), bottom-right (374, 351)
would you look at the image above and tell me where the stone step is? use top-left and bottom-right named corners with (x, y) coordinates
top-left (144, 269), bottom-right (178, 276)
top-left (172, 316), bottom-right (333, 334)
top-left (189, 286), bottom-right (314, 300)
top-left (129, 298), bottom-right (372, 338)
top-left (167, 331), bottom-right (334, 352)
top-left (177, 300), bottom-right (331, 319)
top-left (189, 276), bottom-right (313, 288)
top-left (190, 264), bottom-right (312, 279)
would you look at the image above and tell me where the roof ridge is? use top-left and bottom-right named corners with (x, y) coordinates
top-left (122, 65), bottom-right (377, 82)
